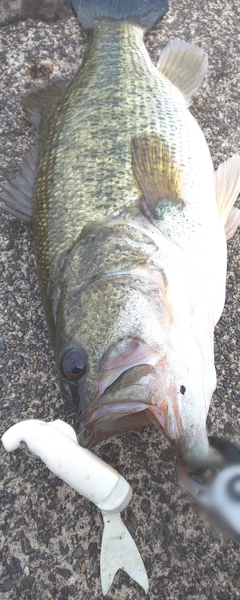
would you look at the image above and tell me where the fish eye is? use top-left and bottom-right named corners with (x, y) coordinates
top-left (62, 350), bottom-right (87, 382)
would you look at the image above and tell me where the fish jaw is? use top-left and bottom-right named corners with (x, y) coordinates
top-left (77, 387), bottom-right (211, 474)
top-left (76, 337), bottom-right (216, 474)
top-left (146, 403), bottom-right (210, 474)
top-left (78, 387), bottom-right (211, 473)
top-left (76, 362), bottom-right (165, 447)
top-left (146, 338), bottom-right (216, 473)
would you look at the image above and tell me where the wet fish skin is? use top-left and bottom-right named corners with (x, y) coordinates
top-left (34, 25), bottom-right (154, 296)
top-left (33, 24), bottom-right (185, 373)
top-left (33, 23), bottom-right (212, 304)
top-left (1, 11), bottom-right (240, 471)
top-left (33, 23), bottom-right (224, 471)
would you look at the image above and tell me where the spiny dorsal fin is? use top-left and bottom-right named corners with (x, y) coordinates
top-left (0, 144), bottom-right (37, 221)
top-left (215, 154), bottom-right (240, 239)
top-left (131, 135), bottom-right (185, 218)
top-left (22, 79), bottom-right (69, 130)
top-left (157, 38), bottom-right (208, 107)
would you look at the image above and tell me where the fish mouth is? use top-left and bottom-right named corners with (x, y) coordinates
top-left (76, 339), bottom-right (167, 447)
top-left (76, 363), bottom-right (211, 474)
top-left (77, 391), bottom-right (210, 474)
top-left (76, 401), bottom-right (152, 447)
top-left (75, 336), bottom-right (211, 473)
top-left (76, 361), bottom-right (168, 447)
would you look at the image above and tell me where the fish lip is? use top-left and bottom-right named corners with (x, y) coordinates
top-left (79, 399), bottom-right (150, 428)
top-left (76, 399), bottom-right (151, 447)
top-left (75, 361), bottom-right (165, 446)
top-left (76, 393), bottom-right (210, 472)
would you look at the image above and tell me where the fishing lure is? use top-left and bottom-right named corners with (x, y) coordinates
top-left (2, 419), bottom-right (149, 595)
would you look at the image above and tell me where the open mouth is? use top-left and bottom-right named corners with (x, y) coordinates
top-left (76, 339), bottom-right (169, 448)
top-left (75, 336), bottom-right (212, 473)
top-left (76, 361), bottom-right (168, 447)
top-left (76, 400), bottom-right (151, 447)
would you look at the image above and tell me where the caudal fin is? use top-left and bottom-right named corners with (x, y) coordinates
top-left (71, 0), bottom-right (169, 31)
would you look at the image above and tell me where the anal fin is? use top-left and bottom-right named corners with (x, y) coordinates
top-left (131, 135), bottom-right (185, 219)
top-left (0, 144), bottom-right (37, 221)
top-left (215, 154), bottom-right (240, 240)
top-left (157, 38), bottom-right (208, 107)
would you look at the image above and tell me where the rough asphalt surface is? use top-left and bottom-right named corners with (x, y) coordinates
top-left (0, 1), bottom-right (239, 599)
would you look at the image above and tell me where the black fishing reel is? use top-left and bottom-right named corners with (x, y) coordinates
top-left (176, 437), bottom-right (240, 541)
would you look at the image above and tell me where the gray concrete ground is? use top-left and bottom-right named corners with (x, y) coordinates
top-left (0, 1), bottom-right (240, 599)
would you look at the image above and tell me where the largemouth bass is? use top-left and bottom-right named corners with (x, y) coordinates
top-left (1, 0), bottom-right (240, 473)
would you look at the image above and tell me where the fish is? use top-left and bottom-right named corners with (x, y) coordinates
top-left (1, 0), bottom-right (240, 473)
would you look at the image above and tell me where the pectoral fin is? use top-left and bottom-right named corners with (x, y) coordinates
top-left (215, 154), bottom-right (240, 240)
top-left (131, 135), bottom-right (185, 218)
top-left (1, 80), bottom-right (70, 221)
top-left (0, 144), bottom-right (37, 221)
top-left (22, 79), bottom-right (69, 129)
top-left (225, 207), bottom-right (240, 241)
top-left (157, 38), bottom-right (208, 107)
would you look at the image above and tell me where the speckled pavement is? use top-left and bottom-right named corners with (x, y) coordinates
top-left (0, 1), bottom-right (240, 599)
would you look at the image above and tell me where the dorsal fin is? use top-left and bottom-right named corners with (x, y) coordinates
top-left (215, 154), bottom-right (240, 240)
top-left (22, 79), bottom-right (69, 129)
top-left (157, 38), bottom-right (208, 107)
top-left (131, 135), bottom-right (185, 218)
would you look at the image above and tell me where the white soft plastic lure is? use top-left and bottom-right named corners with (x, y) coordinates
top-left (2, 419), bottom-right (149, 595)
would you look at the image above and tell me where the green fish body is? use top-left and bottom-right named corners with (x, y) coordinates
top-left (1, 0), bottom-right (240, 471)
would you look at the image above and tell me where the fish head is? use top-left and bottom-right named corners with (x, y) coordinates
top-left (54, 262), bottom-right (170, 436)
top-left (54, 224), bottom-right (216, 473)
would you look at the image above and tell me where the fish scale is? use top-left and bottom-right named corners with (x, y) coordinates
top-left (31, 22), bottom-right (225, 436)
top-left (1, 0), bottom-right (239, 470)
top-left (34, 22), bottom-right (211, 304)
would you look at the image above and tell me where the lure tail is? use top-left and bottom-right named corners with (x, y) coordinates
top-left (71, 0), bottom-right (169, 31)
top-left (101, 513), bottom-right (149, 595)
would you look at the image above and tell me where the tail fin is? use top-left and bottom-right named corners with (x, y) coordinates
top-left (71, 0), bottom-right (169, 31)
